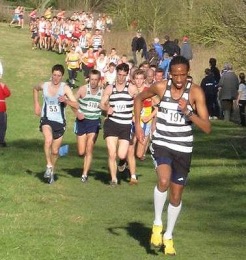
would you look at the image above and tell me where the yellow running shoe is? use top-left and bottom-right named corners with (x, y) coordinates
top-left (150, 225), bottom-right (163, 247)
top-left (163, 238), bottom-right (176, 255)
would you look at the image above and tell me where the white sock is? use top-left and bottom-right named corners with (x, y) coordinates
top-left (153, 186), bottom-right (167, 226)
top-left (131, 174), bottom-right (137, 179)
top-left (164, 202), bottom-right (182, 239)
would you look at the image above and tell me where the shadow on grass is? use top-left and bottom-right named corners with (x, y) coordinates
top-left (61, 166), bottom-right (143, 185)
top-left (62, 167), bottom-right (110, 184)
top-left (25, 169), bottom-right (59, 184)
top-left (108, 222), bottom-right (159, 255)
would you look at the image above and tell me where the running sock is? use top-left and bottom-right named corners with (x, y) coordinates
top-left (164, 202), bottom-right (182, 239)
top-left (153, 186), bottom-right (167, 226)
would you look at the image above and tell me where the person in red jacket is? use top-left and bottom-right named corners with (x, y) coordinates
top-left (0, 81), bottom-right (11, 147)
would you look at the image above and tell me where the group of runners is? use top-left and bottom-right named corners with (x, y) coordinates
top-left (9, 5), bottom-right (25, 28)
top-left (27, 6), bottom-right (212, 258)
top-left (28, 9), bottom-right (112, 53)
top-left (33, 53), bottom-right (211, 256)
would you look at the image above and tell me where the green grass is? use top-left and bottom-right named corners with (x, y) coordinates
top-left (0, 23), bottom-right (246, 259)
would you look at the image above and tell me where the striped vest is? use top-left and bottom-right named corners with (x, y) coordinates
top-left (92, 35), bottom-right (102, 50)
top-left (108, 84), bottom-right (133, 125)
top-left (152, 80), bottom-right (193, 153)
top-left (78, 84), bottom-right (102, 120)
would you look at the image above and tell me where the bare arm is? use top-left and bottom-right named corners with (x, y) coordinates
top-left (60, 85), bottom-right (79, 110)
top-left (33, 82), bottom-right (43, 116)
top-left (100, 85), bottom-right (113, 114)
top-left (74, 85), bottom-right (87, 119)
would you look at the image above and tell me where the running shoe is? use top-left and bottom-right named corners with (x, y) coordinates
top-left (163, 238), bottom-right (176, 255)
top-left (81, 175), bottom-right (88, 183)
top-left (109, 180), bottom-right (118, 187)
top-left (150, 225), bottom-right (163, 247)
top-left (118, 159), bottom-right (127, 172)
top-left (48, 172), bottom-right (55, 184)
top-left (44, 166), bottom-right (53, 179)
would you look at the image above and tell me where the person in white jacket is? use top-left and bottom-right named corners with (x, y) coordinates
top-left (0, 60), bottom-right (3, 78)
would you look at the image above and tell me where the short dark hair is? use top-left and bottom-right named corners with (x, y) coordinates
top-left (209, 58), bottom-right (217, 66)
top-left (169, 56), bottom-right (190, 72)
top-left (89, 69), bottom-right (101, 78)
top-left (52, 64), bottom-right (65, 75)
top-left (155, 68), bottom-right (164, 74)
top-left (239, 72), bottom-right (245, 84)
top-left (116, 63), bottom-right (129, 73)
top-left (109, 62), bottom-right (116, 67)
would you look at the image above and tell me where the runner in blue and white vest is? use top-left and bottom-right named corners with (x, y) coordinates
top-left (33, 64), bottom-right (78, 184)
top-left (134, 56), bottom-right (211, 256)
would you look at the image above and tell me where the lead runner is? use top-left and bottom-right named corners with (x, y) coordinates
top-left (134, 56), bottom-right (211, 255)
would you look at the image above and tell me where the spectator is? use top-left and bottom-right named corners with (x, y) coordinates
top-left (173, 39), bottom-right (180, 56)
top-left (162, 35), bottom-right (176, 57)
top-left (131, 30), bottom-right (147, 66)
top-left (153, 37), bottom-right (163, 60)
top-left (180, 36), bottom-right (193, 61)
top-left (0, 75), bottom-right (11, 147)
top-left (200, 68), bottom-right (219, 119)
top-left (218, 63), bottom-right (239, 121)
top-left (209, 58), bottom-right (221, 84)
top-left (236, 72), bottom-right (246, 126)
top-left (209, 58), bottom-right (221, 117)
top-left (106, 15), bottom-right (113, 32)
top-left (0, 59), bottom-right (3, 78)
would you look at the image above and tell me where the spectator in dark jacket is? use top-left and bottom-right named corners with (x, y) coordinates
top-left (209, 58), bottom-right (221, 84)
top-left (162, 35), bottom-right (176, 57)
top-left (201, 68), bottom-right (219, 119)
top-left (131, 30), bottom-right (147, 66)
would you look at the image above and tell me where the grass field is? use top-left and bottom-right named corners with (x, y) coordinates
top-left (0, 23), bottom-right (246, 260)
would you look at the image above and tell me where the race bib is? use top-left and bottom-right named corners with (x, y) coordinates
top-left (163, 108), bottom-right (185, 125)
top-left (114, 102), bottom-right (127, 112)
top-left (48, 104), bottom-right (60, 113)
top-left (87, 101), bottom-right (98, 109)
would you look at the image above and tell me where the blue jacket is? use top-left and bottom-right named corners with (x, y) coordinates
top-left (153, 43), bottom-right (163, 60)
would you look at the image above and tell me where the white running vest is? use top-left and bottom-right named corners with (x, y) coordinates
top-left (108, 84), bottom-right (133, 125)
top-left (152, 80), bottom-right (193, 153)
